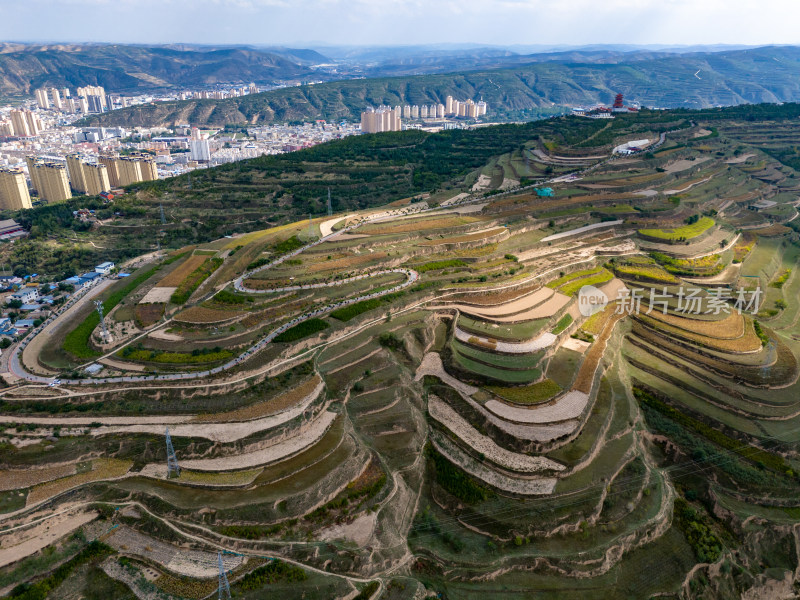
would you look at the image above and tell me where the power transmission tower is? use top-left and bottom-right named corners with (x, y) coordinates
top-left (160, 204), bottom-right (166, 225)
top-left (165, 427), bottom-right (180, 478)
top-left (94, 300), bottom-right (110, 343)
top-left (327, 188), bottom-right (332, 216)
top-left (308, 213), bottom-right (313, 239)
top-left (217, 553), bottom-right (231, 599)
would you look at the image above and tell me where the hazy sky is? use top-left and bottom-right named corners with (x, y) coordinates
top-left (2, 0), bottom-right (799, 47)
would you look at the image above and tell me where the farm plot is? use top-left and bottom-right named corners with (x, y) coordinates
top-left (455, 326), bottom-right (557, 354)
top-left (173, 306), bottom-right (246, 325)
top-left (485, 391), bottom-right (589, 424)
top-left (420, 227), bottom-right (507, 246)
top-left (27, 459), bottom-right (133, 506)
top-left (0, 462), bottom-right (77, 491)
top-left (638, 217), bottom-right (715, 242)
top-left (452, 349), bottom-right (543, 384)
top-left (156, 254), bottom-right (208, 288)
top-left (457, 315), bottom-right (549, 341)
top-left (486, 379), bottom-right (562, 405)
top-left (452, 339), bottom-right (544, 370)
top-left (359, 215), bottom-right (483, 235)
top-left (193, 376), bottom-right (323, 422)
top-left (636, 314), bottom-right (763, 354)
top-left (429, 396), bottom-right (564, 473)
top-left (105, 527), bottom-right (243, 578)
top-left (431, 432), bottom-right (557, 495)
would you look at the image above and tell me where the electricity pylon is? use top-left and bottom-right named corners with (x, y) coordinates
top-left (218, 553), bottom-right (231, 599)
top-left (94, 300), bottom-right (110, 343)
top-left (165, 427), bottom-right (180, 478)
top-left (327, 188), bottom-right (332, 216)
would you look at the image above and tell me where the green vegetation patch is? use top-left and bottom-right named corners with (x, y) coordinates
top-left (353, 582), bottom-right (380, 600)
top-left (414, 259), bottom-right (468, 273)
top-left (7, 541), bottom-right (114, 600)
top-left (614, 263), bottom-right (678, 283)
top-left (213, 289), bottom-right (253, 305)
top-left (560, 271), bottom-right (612, 296)
top-left (119, 346), bottom-right (233, 364)
top-left (552, 314), bottom-right (574, 335)
top-left (547, 266), bottom-right (605, 289)
top-left (273, 318), bottom-right (329, 343)
top-left (330, 291), bottom-right (403, 322)
top-left (238, 560), bottom-right (307, 591)
top-left (63, 265), bottom-right (160, 359)
top-left (634, 387), bottom-right (791, 474)
top-left (453, 351), bottom-right (542, 383)
top-left (452, 339), bottom-right (544, 370)
top-left (674, 497), bottom-right (723, 563)
top-left (487, 379), bottom-right (562, 405)
top-left (427, 445), bottom-right (493, 504)
top-left (771, 268), bottom-right (792, 288)
top-left (170, 257), bottom-right (223, 304)
top-left (638, 216), bottom-right (714, 242)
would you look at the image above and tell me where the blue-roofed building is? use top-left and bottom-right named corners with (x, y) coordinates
top-left (19, 303), bottom-right (41, 312)
top-left (15, 319), bottom-right (35, 328)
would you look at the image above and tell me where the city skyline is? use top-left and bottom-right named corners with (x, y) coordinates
top-left (1, 0), bottom-right (799, 47)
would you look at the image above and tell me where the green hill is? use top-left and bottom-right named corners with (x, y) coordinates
top-left (79, 46), bottom-right (800, 127)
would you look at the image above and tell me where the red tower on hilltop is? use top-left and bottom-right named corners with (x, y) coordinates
top-left (613, 93), bottom-right (624, 109)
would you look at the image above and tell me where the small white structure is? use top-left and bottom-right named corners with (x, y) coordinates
top-left (95, 262), bottom-right (115, 275)
top-left (10, 288), bottom-right (38, 304)
top-left (613, 139), bottom-right (650, 155)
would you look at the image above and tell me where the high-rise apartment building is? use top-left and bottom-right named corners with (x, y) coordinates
top-left (99, 153), bottom-right (158, 186)
top-left (35, 88), bottom-right (50, 109)
top-left (189, 139), bottom-right (211, 162)
top-left (66, 154), bottom-right (111, 195)
top-left (0, 168), bottom-right (32, 210)
top-left (0, 121), bottom-right (12, 136)
top-left (66, 155), bottom-right (86, 193)
top-left (82, 163), bottom-right (111, 195)
top-left (50, 88), bottom-right (63, 110)
top-left (360, 106), bottom-right (402, 133)
top-left (26, 158), bottom-right (72, 203)
top-left (9, 110), bottom-right (42, 137)
top-left (446, 96), bottom-right (454, 114)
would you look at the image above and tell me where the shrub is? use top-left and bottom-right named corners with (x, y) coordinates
top-left (273, 318), bottom-right (329, 343)
top-left (238, 560), bottom-right (307, 591)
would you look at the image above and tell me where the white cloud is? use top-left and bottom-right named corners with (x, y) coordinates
top-left (1, 0), bottom-right (798, 46)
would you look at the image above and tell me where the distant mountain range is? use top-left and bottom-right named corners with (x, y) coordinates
top-left (0, 44), bottom-right (331, 95)
top-left (75, 45), bottom-right (800, 128)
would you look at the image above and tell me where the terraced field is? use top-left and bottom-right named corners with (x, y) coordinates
top-left (5, 106), bottom-right (800, 600)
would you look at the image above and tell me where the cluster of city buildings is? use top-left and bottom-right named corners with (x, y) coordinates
top-left (33, 84), bottom-right (264, 116)
top-left (0, 152), bottom-right (157, 209)
top-left (360, 96), bottom-right (488, 133)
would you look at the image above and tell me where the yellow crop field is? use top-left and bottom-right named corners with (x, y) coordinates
top-left (157, 255), bottom-right (208, 287)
